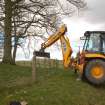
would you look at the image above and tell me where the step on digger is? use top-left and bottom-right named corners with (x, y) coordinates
top-left (35, 24), bottom-right (105, 85)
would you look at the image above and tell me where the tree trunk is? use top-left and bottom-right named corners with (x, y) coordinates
top-left (12, 36), bottom-right (19, 64)
top-left (12, 45), bottom-right (17, 65)
top-left (12, 11), bottom-right (18, 65)
top-left (2, 0), bottom-right (13, 64)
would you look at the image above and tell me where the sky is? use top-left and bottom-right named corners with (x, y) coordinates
top-left (16, 0), bottom-right (105, 60)
top-left (62, 0), bottom-right (105, 57)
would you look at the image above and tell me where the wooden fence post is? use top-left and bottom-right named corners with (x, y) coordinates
top-left (32, 55), bottom-right (36, 82)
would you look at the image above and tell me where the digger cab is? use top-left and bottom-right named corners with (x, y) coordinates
top-left (79, 31), bottom-right (105, 85)
top-left (83, 31), bottom-right (105, 54)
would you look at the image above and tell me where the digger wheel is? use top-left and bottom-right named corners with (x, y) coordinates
top-left (85, 59), bottom-right (105, 85)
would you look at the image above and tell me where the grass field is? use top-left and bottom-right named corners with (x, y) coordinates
top-left (0, 63), bottom-right (105, 105)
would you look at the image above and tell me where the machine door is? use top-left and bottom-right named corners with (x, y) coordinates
top-left (83, 33), bottom-right (101, 53)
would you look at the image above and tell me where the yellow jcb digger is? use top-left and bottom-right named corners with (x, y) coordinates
top-left (38, 24), bottom-right (105, 85)
top-left (76, 31), bottom-right (105, 85)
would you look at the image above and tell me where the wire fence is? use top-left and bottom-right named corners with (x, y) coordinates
top-left (16, 58), bottom-right (63, 69)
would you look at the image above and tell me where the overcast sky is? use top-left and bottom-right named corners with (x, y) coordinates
top-left (16, 0), bottom-right (105, 60)
top-left (83, 0), bottom-right (105, 25)
top-left (59, 0), bottom-right (105, 57)
top-left (64, 0), bottom-right (105, 38)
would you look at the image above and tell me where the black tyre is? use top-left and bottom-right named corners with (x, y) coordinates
top-left (85, 59), bottom-right (105, 85)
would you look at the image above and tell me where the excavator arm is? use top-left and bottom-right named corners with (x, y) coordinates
top-left (60, 35), bottom-right (72, 68)
top-left (41, 24), bottom-right (67, 49)
top-left (40, 24), bottom-right (72, 68)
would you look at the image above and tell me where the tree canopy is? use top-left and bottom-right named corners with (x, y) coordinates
top-left (0, 0), bottom-right (86, 64)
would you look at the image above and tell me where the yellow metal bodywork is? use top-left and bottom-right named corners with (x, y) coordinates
top-left (41, 24), bottom-right (67, 49)
top-left (85, 53), bottom-right (105, 59)
top-left (77, 64), bottom-right (84, 74)
top-left (60, 36), bottom-right (72, 68)
top-left (41, 24), bottom-right (72, 68)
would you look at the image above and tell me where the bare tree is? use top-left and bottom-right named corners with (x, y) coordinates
top-left (0, 0), bottom-right (86, 64)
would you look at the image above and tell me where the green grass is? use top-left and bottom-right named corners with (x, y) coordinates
top-left (0, 63), bottom-right (105, 105)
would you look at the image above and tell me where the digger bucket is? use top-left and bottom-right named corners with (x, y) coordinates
top-left (33, 51), bottom-right (50, 58)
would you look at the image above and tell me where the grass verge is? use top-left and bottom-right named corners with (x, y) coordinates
top-left (0, 64), bottom-right (105, 105)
